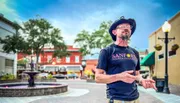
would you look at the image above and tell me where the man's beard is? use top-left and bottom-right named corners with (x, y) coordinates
top-left (116, 34), bottom-right (130, 46)
top-left (119, 29), bottom-right (131, 41)
top-left (120, 35), bottom-right (130, 41)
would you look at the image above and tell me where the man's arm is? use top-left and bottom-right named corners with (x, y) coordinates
top-left (95, 68), bottom-right (137, 84)
top-left (95, 69), bottom-right (118, 84)
top-left (135, 70), bottom-right (157, 90)
top-left (135, 70), bottom-right (143, 83)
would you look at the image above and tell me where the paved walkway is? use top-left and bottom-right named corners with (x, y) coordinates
top-left (0, 79), bottom-right (179, 103)
top-left (138, 86), bottom-right (180, 103)
top-left (0, 88), bottom-right (90, 103)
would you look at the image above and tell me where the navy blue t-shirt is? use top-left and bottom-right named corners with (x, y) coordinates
top-left (97, 44), bottom-right (140, 101)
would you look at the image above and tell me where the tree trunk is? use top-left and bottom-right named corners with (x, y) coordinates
top-left (36, 53), bottom-right (40, 71)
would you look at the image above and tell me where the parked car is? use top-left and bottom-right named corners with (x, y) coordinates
top-left (67, 74), bottom-right (78, 79)
top-left (53, 74), bottom-right (68, 79)
top-left (38, 73), bottom-right (49, 77)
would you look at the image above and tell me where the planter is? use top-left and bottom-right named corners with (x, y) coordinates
top-left (86, 78), bottom-right (95, 83)
top-left (154, 44), bottom-right (162, 51)
top-left (171, 44), bottom-right (179, 51)
top-left (0, 79), bottom-right (21, 83)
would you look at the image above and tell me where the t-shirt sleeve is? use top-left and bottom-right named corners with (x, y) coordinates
top-left (96, 49), bottom-right (108, 72)
top-left (135, 51), bottom-right (140, 71)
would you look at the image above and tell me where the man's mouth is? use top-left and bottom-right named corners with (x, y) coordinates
top-left (119, 35), bottom-right (130, 41)
top-left (119, 29), bottom-right (130, 41)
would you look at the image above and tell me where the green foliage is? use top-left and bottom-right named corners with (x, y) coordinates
top-left (92, 21), bottom-right (113, 49)
top-left (0, 74), bottom-right (15, 80)
top-left (0, 34), bottom-right (29, 54)
top-left (18, 58), bottom-right (28, 64)
top-left (23, 18), bottom-right (69, 63)
top-left (47, 74), bottom-right (53, 79)
top-left (91, 74), bottom-right (95, 80)
top-left (74, 30), bottom-right (94, 56)
top-left (74, 21), bottom-right (113, 56)
top-left (0, 16), bottom-right (69, 65)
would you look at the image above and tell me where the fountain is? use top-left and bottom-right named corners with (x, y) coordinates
top-left (23, 62), bottom-right (39, 87)
top-left (23, 71), bottom-right (39, 87)
top-left (0, 60), bottom-right (68, 97)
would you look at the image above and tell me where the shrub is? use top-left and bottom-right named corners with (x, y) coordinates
top-left (47, 74), bottom-right (53, 79)
top-left (91, 74), bottom-right (95, 80)
top-left (0, 74), bottom-right (15, 80)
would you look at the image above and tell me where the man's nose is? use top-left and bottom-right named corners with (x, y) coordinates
top-left (124, 29), bottom-right (129, 32)
top-left (122, 29), bottom-right (129, 35)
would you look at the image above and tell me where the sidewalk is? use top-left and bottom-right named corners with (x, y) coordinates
top-left (138, 86), bottom-right (180, 103)
top-left (1, 79), bottom-right (179, 103)
top-left (0, 88), bottom-right (90, 103)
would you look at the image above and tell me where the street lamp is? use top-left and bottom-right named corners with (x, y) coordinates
top-left (161, 21), bottom-right (173, 94)
top-left (81, 59), bottom-right (86, 78)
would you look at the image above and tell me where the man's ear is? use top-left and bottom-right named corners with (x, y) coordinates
top-left (112, 30), bottom-right (116, 36)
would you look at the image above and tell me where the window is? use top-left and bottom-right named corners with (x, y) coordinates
top-left (75, 56), bottom-right (79, 63)
top-left (56, 57), bottom-right (61, 63)
top-left (158, 53), bottom-right (164, 60)
top-left (66, 57), bottom-right (70, 63)
top-left (47, 55), bottom-right (52, 63)
top-left (5, 59), bottom-right (13, 66)
top-left (169, 51), bottom-right (176, 57)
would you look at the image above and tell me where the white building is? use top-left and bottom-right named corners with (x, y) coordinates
top-left (0, 14), bottom-right (19, 77)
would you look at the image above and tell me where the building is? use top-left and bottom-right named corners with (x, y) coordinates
top-left (0, 14), bottom-right (19, 77)
top-left (18, 45), bottom-right (83, 75)
top-left (84, 59), bottom-right (98, 73)
top-left (148, 12), bottom-right (180, 85)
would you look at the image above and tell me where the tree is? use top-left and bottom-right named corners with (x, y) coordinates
top-left (92, 21), bottom-right (112, 49)
top-left (0, 23), bottom-right (30, 54)
top-left (0, 17), bottom-right (69, 69)
top-left (74, 21), bottom-right (112, 56)
top-left (22, 18), bottom-right (69, 64)
top-left (74, 30), bottom-right (95, 56)
top-left (0, 35), bottom-right (28, 53)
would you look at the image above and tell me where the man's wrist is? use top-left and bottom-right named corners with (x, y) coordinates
top-left (139, 78), bottom-right (143, 84)
top-left (112, 74), bottom-right (121, 82)
top-left (137, 75), bottom-right (143, 84)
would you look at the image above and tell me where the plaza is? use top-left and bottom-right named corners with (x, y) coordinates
top-left (1, 1), bottom-right (180, 103)
top-left (0, 79), bottom-right (164, 103)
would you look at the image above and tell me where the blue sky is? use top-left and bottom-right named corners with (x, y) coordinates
top-left (0, 0), bottom-right (180, 52)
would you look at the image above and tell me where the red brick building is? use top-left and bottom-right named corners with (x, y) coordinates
top-left (17, 45), bottom-right (83, 75)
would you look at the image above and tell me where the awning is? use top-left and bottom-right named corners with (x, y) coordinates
top-left (140, 52), bottom-right (155, 66)
top-left (66, 65), bottom-right (83, 72)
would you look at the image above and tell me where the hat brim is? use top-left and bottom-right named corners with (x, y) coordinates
top-left (109, 19), bottom-right (136, 41)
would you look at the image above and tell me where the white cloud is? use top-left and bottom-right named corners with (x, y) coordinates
top-left (48, 1), bottom-right (163, 50)
top-left (0, 0), bottom-right (21, 22)
top-left (49, 3), bottom-right (128, 46)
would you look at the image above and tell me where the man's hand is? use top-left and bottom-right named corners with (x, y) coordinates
top-left (141, 79), bottom-right (157, 90)
top-left (116, 70), bottom-right (136, 84)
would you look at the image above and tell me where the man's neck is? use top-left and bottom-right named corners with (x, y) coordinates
top-left (114, 39), bottom-right (128, 47)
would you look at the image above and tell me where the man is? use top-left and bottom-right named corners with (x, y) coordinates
top-left (95, 16), bottom-right (157, 103)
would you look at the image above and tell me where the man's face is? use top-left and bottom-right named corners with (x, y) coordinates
top-left (112, 23), bottom-right (132, 40)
